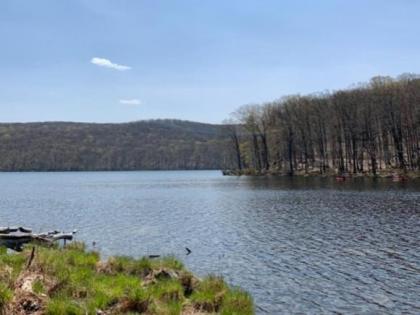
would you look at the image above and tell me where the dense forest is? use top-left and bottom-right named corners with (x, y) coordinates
top-left (225, 75), bottom-right (420, 176)
top-left (0, 119), bottom-right (228, 171)
top-left (2, 75), bottom-right (420, 175)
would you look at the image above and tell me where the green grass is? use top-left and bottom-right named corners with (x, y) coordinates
top-left (0, 282), bottom-right (12, 311)
top-left (105, 255), bottom-right (153, 277)
top-left (155, 256), bottom-right (184, 271)
top-left (0, 247), bottom-right (26, 286)
top-left (0, 243), bottom-right (254, 314)
top-left (32, 278), bottom-right (45, 294)
top-left (221, 288), bottom-right (254, 315)
top-left (190, 275), bottom-right (227, 312)
top-left (190, 276), bottom-right (254, 314)
top-left (87, 274), bottom-right (143, 312)
top-left (45, 297), bottom-right (84, 315)
top-left (150, 279), bottom-right (184, 302)
top-left (120, 287), bottom-right (150, 313)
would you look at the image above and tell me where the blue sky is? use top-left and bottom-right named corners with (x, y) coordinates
top-left (1, 0), bottom-right (419, 123)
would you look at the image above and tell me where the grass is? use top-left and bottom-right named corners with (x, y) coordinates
top-left (0, 248), bottom-right (26, 286)
top-left (221, 288), bottom-right (254, 315)
top-left (150, 279), bottom-right (184, 302)
top-left (190, 276), bottom-right (227, 312)
top-left (0, 282), bottom-right (12, 312)
top-left (32, 278), bottom-right (45, 294)
top-left (0, 242), bottom-right (254, 314)
top-left (45, 298), bottom-right (84, 315)
top-left (105, 255), bottom-right (153, 278)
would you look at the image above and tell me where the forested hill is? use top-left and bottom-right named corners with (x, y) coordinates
top-left (0, 119), bottom-right (230, 171)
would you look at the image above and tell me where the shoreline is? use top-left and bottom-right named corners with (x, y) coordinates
top-left (0, 243), bottom-right (254, 315)
top-left (222, 169), bottom-right (420, 180)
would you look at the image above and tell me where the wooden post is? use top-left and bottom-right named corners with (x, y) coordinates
top-left (26, 246), bottom-right (36, 269)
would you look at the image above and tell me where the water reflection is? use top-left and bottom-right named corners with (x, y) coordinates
top-left (242, 175), bottom-right (420, 191)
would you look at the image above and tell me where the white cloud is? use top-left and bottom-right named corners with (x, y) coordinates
top-left (119, 99), bottom-right (141, 105)
top-left (90, 57), bottom-right (131, 71)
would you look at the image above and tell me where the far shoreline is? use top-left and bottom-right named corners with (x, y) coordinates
top-left (0, 169), bottom-right (221, 173)
top-left (222, 169), bottom-right (420, 180)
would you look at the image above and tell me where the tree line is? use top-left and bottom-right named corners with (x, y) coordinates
top-left (224, 75), bottom-right (420, 176)
top-left (0, 119), bottom-right (228, 171)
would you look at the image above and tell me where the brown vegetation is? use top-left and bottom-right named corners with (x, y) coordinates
top-left (224, 75), bottom-right (420, 177)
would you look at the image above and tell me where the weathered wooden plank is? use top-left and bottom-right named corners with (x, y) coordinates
top-left (0, 228), bottom-right (75, 251)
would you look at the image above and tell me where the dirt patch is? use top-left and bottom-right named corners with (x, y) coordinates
top-left (6, 271), bottom-right (53, 315)
top-left (8, 292), bottom-right (45, 315)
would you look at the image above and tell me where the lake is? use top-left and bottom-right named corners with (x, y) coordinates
top-left (0, 171), bottom-right (419, 314)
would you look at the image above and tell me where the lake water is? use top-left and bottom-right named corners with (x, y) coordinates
top-left (0, 171), bottom-right (419, 314)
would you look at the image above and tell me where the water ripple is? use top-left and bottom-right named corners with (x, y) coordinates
top-left (0, 171), bottom-right (419, 314)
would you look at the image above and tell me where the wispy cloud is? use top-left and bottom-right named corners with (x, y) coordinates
top-left (91, 57), bottom-right (131, 71)
top-left (119, 99), bottom-right (141, 105)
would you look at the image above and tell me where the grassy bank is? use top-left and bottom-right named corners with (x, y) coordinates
top-left (0, 243), bottom-right (253, 315)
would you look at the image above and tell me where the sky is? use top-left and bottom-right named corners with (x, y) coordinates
top-left (1, 0), bottom-right (420, 124)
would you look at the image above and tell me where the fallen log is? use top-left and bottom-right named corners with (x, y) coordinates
top-left (0, 227), bottom-right (75, 251)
